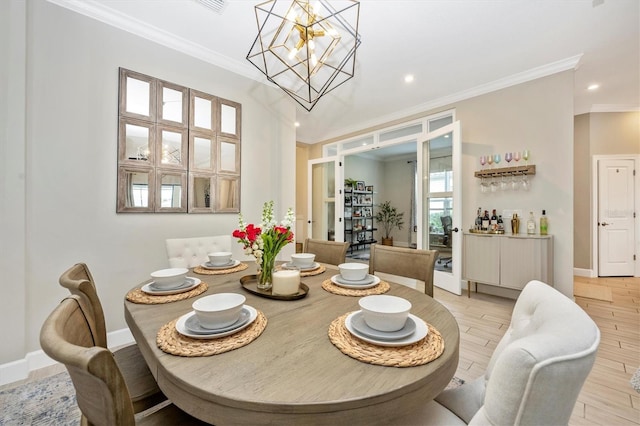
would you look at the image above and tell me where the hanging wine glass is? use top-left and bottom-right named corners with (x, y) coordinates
top-left (480, 155), bottom-right (486, 168)
top-left (511, 172), bottom-right (520, 191)
top-left (514, 151), bottom-right (521, 163)
top-left (500, 174), bottom-right (509, 191)
top-left (522, 149), bottom-right (530, 165)
top-left (487, 155), bottom-right (494, 168)
top-left (521, 173), bottom-right (530, 191)
top-left (505, 152), bottom-right (513, 164)
top-left (494, 153), bottom-right (501, 166)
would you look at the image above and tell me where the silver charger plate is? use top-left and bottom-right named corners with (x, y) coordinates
top-left (175, 305), bottom-right (258, 340)
top-left (184, 307), bottom-right (251, 334)
top-left (282, 262), bottom-right (320, 271)
top-left (330, 274), bottom-right (380, 289)
top-left (141, 277), bottom-right (201, 295)
top-left (344, 311), bottom-right (428, 347)
top-left (350, 311), bottom-right (417, 340)
top-left (201, 259), bottom-right (241, 270)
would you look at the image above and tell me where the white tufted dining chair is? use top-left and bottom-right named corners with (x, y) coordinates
top-left (395, 280), bottom-right (600, 425)
top-left (165, 235), bottom-right (232, 268)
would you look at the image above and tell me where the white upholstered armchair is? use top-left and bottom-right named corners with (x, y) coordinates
top-left (398, 280), bottom-right (600, 425)
top-left (165, 235), bottom-right (231, 268)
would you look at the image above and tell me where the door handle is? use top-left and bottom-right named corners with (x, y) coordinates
top-left (600, 222), bottom-right (609, 226)
top-left (453, 227), bottom-right (459, 232)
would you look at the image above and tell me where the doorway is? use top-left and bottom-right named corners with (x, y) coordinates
top-left (592, 155), bottom-right (638, 277)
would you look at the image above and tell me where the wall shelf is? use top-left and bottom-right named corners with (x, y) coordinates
top-left (474, 165), bottom-right (536, 179)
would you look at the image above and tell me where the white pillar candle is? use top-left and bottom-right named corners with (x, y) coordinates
top-left (272, 269), bottom-right (300, 295)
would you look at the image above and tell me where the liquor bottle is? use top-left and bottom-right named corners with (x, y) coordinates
top-left (527, 211), bottom-right (536, 235)
top-left (511, 213), bottom-right (520, 234)
top-left (497, 215), bottom-right (504, 232)
top-left (482, 210), bottom-right (490, 231)
top-left (490, 209), bottom-right (498, 231)
top-left (475, 208), bottom-right (482, 231)
top-left (540, 210), bottom-right (548, 235)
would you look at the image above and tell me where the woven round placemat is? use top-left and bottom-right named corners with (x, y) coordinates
top-left (126, 282), bottom-right (209, 304)
top-left (193, 262), bottom-right (249, 275)
top-left (328, 312), bottom-right (444, 367)
top-left (275, 264), bottom-right (327, 277)
top-left (157, 311), bottom-right (267, 357)
top-left (321, 279), bottom-right (390, 296)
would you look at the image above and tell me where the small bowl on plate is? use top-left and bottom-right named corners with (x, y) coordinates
top-left (208, 251), bottom-right (233, 266)
top-left (291, 253), bottom-right (315, 268)
top-left (338, 262), bottom-right (369, 281)
top-left (192, 293), bottom-right (246, 329)
top-left (358, 295), bottom-right (412, 332)
top-left (150, 268), bottom-right (189, 289)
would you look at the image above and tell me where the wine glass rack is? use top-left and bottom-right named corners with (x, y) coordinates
top-left (474, 164), bottom-right (536, 179)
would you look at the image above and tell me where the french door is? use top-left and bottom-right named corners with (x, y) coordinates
top-left (419, 121), bottom-right (462, 295)
top-left (307, 157), bottom-right (341, 242)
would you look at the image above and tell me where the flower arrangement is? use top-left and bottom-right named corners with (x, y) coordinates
top-left (232, 201), bottom-right (295, 289)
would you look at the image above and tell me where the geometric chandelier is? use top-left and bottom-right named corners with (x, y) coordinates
top-left (247, 0), bottom-right (361, 111)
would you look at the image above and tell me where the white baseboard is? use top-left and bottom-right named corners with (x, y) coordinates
top-left (0, 327), bottom-right (135, 387)
top-left (573, 268), bottom-right (596, 278)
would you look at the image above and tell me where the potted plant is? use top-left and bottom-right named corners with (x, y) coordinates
top-left (375, 201), bottom-right (405, 246)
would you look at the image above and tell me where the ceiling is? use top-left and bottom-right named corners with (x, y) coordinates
top-left (51, 0), bottom-right (639, 144)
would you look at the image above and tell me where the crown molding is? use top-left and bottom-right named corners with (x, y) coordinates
top-left (309, 54), bottom-right (584, 144)
top-left (590, 104), bottom-right (640, 113)
top-left (46, 0), bottom-right (264, 83)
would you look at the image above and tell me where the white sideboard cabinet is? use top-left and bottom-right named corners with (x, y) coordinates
top-left (463, 232), bottom-right (553, 296)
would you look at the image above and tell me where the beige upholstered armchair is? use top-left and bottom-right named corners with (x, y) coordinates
top-left (166, 235), bottom-right (231, 268)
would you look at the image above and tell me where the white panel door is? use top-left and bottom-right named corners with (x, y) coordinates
top-left (598, 159), bottom-right (635, 276)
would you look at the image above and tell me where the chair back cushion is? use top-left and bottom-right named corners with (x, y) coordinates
top-left (303, 238), bottom-right (349, 265)
top-left (40, 296), bottom-right (136, 425)
top-left (468, 281), bottom-right (600, 425)
top-left (166, 235), bottom-right (231, 268)
top-left (368, 244), bottom-right (438, 296)
top-left (58, 263), bottom-right (108, 347)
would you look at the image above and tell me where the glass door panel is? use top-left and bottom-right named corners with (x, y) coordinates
top-left (308, 159), bottom-right (338, 242)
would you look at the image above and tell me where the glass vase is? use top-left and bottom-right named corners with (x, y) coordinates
top-left (257, 253), bottom-right (276, 290)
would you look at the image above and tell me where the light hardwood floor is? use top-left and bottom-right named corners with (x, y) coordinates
top-left (5, 276), bottom-right (639, 425)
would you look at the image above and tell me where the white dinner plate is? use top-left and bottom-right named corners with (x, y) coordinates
top-left (200, 259), bottom-right (241, 270)
top-left (344, 311), bottom-right (428, 347)
top-left (141, 277), bottom-right (201, 295)
top-left (350, 311), bottom-right (417, 340)
top-left (334, 274), bottom-right (376, 285)
top-left (282, 262), bottom-right (321, 272)
top-left (330, 274), bottom-right (380, 289)
top-left (184, 307), bottom-right (251, 334)
top-left (176, 305), bottom-right (257, 340)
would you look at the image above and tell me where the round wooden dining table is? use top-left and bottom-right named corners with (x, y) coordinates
top-left (124, 262), bottom-right (460, 425)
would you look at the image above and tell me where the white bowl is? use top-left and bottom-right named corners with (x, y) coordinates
top-left (291, 253), bottom-right (315, 267)
top-left (208, 251), bottom-right (233, 266)
top-left (338, 262), bottom-right (369, 281)
top-left (358, 295), bottom-right (412, 332)
top-left (150, 268), bottom-right (189, 289)
top-left (192, 293), bottom-right (246, 329)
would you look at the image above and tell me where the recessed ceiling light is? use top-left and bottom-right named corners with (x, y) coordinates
top-left (404, 74), bottom-right (414, 83)
top-left (294, 122), bottom-right (300, 127)
top-left (587, 83), bottom-right (600, 91)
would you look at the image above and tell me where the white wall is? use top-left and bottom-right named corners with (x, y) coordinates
top-left (0, 0), bottom-right (295, 372)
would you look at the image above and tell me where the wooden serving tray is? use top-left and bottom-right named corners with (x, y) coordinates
top-left (240, 274), bottom-right (309, 300)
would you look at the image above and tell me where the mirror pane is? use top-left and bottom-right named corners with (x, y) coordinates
top-left (220, 141), bottom-right (236, 172)
top-left (125, 124), bottom-right (150, 161)
top-left (194, 97), bottom-right (212, 129)
top-left (221, 104), bottom-right (236, 134)
top-left (218, 178), bottom-right (239, 210)
top-left (193, 177), bottom-right (212, 208)
top-left (160, 130), bottom-right (182, 165)
top-left (124, 171), bottom-right (149, 207)
top-left (194, 137), bottom-right (212, 169)
top-left (126, 77), bottom-right (150, 116)
top-left (160, 174), bottom-right (183, 208)
top-left (162, 87), bottom-right (183, 122)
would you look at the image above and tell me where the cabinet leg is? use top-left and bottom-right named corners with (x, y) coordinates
top-left (468, 281), bottom-right (471, 298)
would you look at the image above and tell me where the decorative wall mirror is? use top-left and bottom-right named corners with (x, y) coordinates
top-left (117, 68), bottom-right (241, 213)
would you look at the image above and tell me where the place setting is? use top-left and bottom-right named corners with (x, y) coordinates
top-left (126, 268), bottom-right (208, 304)
top-left (157, 292), bottom-right (267, 356)
top-left (278, 253), bottom-right (326, 276)
top-left (193, 251), bottom-right (248, 275)
top-left (328, 295), bottom-right (445, 367)
top-left (322, 262), bottom-right (390, 296)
